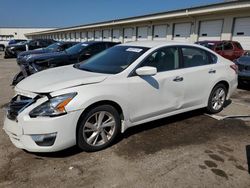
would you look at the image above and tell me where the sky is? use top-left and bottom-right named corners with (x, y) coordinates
top-left (0, 0), bottom-right (224, 28)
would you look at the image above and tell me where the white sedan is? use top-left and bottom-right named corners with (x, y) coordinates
top-left (3, 41), bottom-right (238, 152)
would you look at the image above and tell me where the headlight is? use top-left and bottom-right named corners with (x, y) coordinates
top-left (29, 93), bottom-right (77, 117)
top-left (10, 47), bottom-right (15, 50)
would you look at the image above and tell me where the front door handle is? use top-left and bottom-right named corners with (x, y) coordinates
top-left (208, 69), bottom-right (216, 74)
top-left (173, 76), bottom-right (183, 82)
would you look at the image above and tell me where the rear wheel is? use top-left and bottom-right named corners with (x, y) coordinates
top-left (207, 84), bottom-right (227, 114)
top-left (77, 105), bottom-right (121, 152)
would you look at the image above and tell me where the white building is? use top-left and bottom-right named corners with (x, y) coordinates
top-left (25, 0), bottom-right (250, 50)
top-left (0, 27), bottom-right (55, 49)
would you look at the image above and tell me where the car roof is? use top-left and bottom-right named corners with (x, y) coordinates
top-left (197, 40), bottom-right (240, 44)
top-left (119, 40), bottom-right (194, 48)
top-left (81, 41), bottom-right (119, 45)
top-left (58, 41), bottom-right (78, 44)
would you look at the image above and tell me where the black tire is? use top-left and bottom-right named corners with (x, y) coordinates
top-left (207, 84), bottom-right (227, 114)
top-left (76, 105), bottom-right (121, 152)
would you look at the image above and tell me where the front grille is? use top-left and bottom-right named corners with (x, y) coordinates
top-left (7, 95), bottom-right (34, 121)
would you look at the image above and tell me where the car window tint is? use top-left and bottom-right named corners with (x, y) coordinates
top-left (209, 53), bottom-right (218, 64)
top-left (234, 42), bottom-right (243, 49)
top-left (140, 47), bottom-right (179, 72)
top-left (181, 47), bottom-right (210, 68)
top-left (84, 44), bottom-right (106, 55)
top-left (223, 42), bottom-right (233, 50)
top-left (215, 43), bottom-right (223, 51)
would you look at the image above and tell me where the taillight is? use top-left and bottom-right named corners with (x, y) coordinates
top-left (230, 64), bottom-right (238, 74)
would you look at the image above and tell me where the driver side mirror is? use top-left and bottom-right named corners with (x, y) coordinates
top-left (136, 66), bottom-right (157, 76)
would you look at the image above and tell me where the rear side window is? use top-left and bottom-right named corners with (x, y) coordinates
top-left (181, 47), bottom-right (210, 68)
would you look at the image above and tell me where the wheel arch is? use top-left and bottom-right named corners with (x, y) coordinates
top-left (213, 80), bottom-right (229, 92)
top-left (76, 100), bottom-right (125, 138)
top-left (207, 80), bottom-right (230, 106)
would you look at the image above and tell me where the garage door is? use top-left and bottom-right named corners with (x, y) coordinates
top-left (112, 29), bottom-right (120, 42)
top-left (87, 31), bottom-right (94, 41)
top-left (80, 32), bottom-right (87, 42)
top-left (94, 30), bottom-right (102, 41)
top-left (137, 26), bottom-right (148, 41)
top-left (76, 32), bottom-right (80, 42)
top-left (66, 33), bottom-right (70, 41)
top-left (103, 30), bottom-right (111, 41)
top-left (124, 28), bottom-right (134, 43)
top-left (173, 23), bottom-right (191, 42)
top-left (153, 25), bottom-right (167, 40)
top-left (199, 20), bottom-right (223, 41)
top-left (70, 33), bottom-right (75, 41)
top-left (232, 17), bottom-right (250, 50)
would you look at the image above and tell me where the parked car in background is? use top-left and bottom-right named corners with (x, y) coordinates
top-left (12, 41), bottom-right (120, 85)
top-left (4, 41), bottom-right (238, 152)
top-left (195, 40), bottom-right (245, 61)
top-left (17, 41), bottom-right (78, 59)
top-left (0, 40), bottom-right (8, 51)
top-left (234, 55), bottom-right (250, 85)
top-left (8, 39), bottom-right (27, 45)
top-left (4, 39), bottom-right (56, 58)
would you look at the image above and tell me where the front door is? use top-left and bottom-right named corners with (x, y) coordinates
top-left (127, 46), bottom-right (184, 123)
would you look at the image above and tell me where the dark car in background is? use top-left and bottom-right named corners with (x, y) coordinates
top-left (195, 40), bottom-right (245, 61)
top-left (8, 39), bottom-right (27, 45)
top-left (4, 39), bottom-right (56, 58)
top-left (12, 41), bottom-right (120, 85)
top-left (17, 41), bottom-right (78, 59)
top-left (234, 55), bottom-right (250, 85)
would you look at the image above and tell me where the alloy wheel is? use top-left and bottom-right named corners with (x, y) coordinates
top-left (82, 111), bottom-right (116, 146)
top-left (211, 88), bottom-right (226, 111)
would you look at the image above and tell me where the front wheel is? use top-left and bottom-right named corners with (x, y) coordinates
top-left (76, 105), bottom-right (121, 152)
top-left (207, 84), bottom-right (227, 114)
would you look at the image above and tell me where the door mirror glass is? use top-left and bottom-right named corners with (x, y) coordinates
top-left (136, 66), bottom-right (157, 76)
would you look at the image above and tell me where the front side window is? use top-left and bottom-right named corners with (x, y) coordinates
top-left (223, 42), bottom-right (233, 51)
top-left (66, 43), bottom-right (87, 54)
top-left (215, 43), bottom-right (223, 51)
top-left (139, 47), bottom-right (179, 72)
top-left (181, 47), bottom-right (210, 68)
top-left (83, 43), bottom-right (107, 55)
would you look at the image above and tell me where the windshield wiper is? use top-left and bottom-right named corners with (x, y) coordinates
top-left (80, 67), bottom-right (95, 72)
top-left (73, 64), bottom-right (94, 72)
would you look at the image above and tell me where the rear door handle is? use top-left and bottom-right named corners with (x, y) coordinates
top-left (173, 76), bottom-right (183, 82)
top-left (208, 69), bottom-right (216, 74)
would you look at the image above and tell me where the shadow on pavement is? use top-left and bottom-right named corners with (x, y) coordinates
top-left (238, 83), bottom-right (250, 91)
top-left (31, 109), bottom-right (205, 158)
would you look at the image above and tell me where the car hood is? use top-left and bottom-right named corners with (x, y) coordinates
top-left (18, 49), bottom-right (48, 57)
top-left (16, 65), bottom-right (109, 93)
top-left (7, 43), bottom-right (25, 48)
top-left (28, 51), bottom-right (67, 61)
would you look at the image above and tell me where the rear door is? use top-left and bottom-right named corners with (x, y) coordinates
top-left (179, 46), bottom-right (217, 108)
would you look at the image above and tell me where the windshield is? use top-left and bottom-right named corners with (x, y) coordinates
top-left (197, 42), bottom-right (215, 49)
top-left (66, 43), bottom-right (88, 54)
top-left (45, 43), bottom-right (60, 51)
top-left (76, 46), bottom-right (149, 74)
